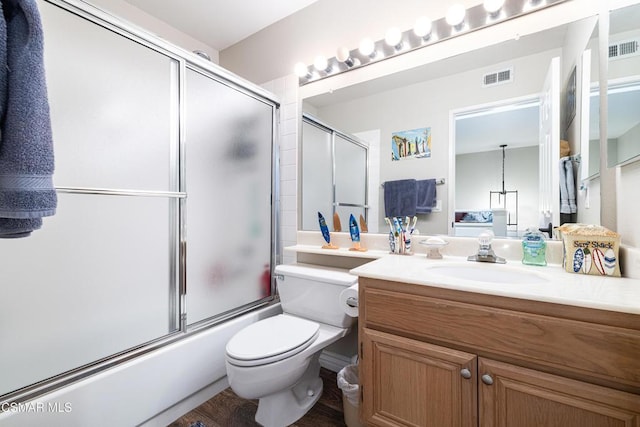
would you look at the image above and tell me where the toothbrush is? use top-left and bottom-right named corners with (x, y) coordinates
top-left (386, 217), bottom-right (399, 253)
top-left (385, 218), bottom-right (396, 253)
top-left (385, 217), bottom-right (395, 234)
top-left (393, 217), bottom-right (404, 253)
top-left (404, 216), bottom-right (412, 252)
top-left (409, 216), bottom-right (417, 235)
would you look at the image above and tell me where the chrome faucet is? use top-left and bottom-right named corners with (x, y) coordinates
top-left (468, 231), bottom-right (506, 264)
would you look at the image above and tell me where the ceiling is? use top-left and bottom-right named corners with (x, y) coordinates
top-left (122, 0), bottom-right (319, 50)
top-left (456, 103), bottom-right (540, 155)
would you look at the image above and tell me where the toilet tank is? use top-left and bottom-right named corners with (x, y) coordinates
top-left (274, 264), bottom-right (358, 328)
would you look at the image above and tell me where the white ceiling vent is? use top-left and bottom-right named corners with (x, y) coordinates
top-left (609, 39), bottom-right (639, 60)
top-left (482, 67), bottom-right (513, 87)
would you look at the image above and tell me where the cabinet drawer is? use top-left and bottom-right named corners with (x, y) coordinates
top-left (363, 287), bottom-right (640, 390)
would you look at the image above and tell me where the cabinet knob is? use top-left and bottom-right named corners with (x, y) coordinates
top-left (460, 368), bottom-right (472, 379)
top-left (481, 374), bottom-right (494, 385)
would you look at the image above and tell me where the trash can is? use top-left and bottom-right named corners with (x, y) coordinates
top-left (337, 364), bottom-right (363, 427)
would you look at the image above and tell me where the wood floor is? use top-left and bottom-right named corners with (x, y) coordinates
top-left (168, 368), bottom-right (347, 427)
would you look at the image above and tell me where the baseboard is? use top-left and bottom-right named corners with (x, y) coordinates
top-left (319, 350), bottom-right (355, 373)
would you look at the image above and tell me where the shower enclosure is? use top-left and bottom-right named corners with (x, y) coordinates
top-left (300, 114), bottom-right (369, 231)
top-left (0, 0), bottom-right (278, 404)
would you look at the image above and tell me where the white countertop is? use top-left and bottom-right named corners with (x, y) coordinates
top-left (350, 255), bottom-right (640, 315)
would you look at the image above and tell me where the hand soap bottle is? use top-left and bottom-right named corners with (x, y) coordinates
top-left (522, 228), bottom-right (547, 266)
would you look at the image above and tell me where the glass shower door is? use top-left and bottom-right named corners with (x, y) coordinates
top-left (184, 69), bottom-right (275, 326)
top-left (0, 0), bottom-right (180, 397)
top-left (300, 120), bottom-right (334, 231)
top-left (335, 134), bottom-right (368, 229)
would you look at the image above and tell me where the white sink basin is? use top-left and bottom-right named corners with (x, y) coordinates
top-left (425, 263), bottom-right (548, 285)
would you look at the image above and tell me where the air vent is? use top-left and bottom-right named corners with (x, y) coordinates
top-left (609, 39), bottom-right (639, 60)
top-left (482, 67), bottom-right (513, 87)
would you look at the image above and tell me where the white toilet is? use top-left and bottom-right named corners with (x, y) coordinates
top-left (225, 263), bottom-right (358, 427)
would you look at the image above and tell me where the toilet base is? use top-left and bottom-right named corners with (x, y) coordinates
top-left (255, 353), bottom-right (323, 427)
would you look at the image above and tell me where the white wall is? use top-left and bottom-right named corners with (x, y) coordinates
top-left (261, 75), bottom-right (300, 265)
top-left (83, 0), bottom-right (219, 62)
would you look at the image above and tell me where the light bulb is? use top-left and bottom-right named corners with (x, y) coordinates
top-left (484, 0), bottom-right (505, 14)
top-left (524, 0), bottom-right (545, 11)
top-left (446, 3), bottom-right (466, 27)
top-left (359, 38), bottom-right (376, 57)
top-left (313, 55), bottom-right (328, 72)
top-left (294, 62), bottom-right (310, 78)
top-left (384, 27), bottom-right (403, 49)
top-left (413, 16), bottom-right (433, 39)
top-left (336, 46), bottom-right (354, 67)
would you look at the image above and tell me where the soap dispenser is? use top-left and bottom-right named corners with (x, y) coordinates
top-left (522, 228), bottom-right (547, 266)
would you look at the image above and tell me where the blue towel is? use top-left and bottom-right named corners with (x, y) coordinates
top-left (1, 1), bottom-right (7, 128)
top-left (383, 179), bottom-right (417, 217)
top-left (416, 179), bottom-right (437, 214)
top-left (0, 0), bottom-right (56, 238)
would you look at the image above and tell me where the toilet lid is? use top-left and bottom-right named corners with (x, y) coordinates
top-left (226, 315), bottom-right (319, 367)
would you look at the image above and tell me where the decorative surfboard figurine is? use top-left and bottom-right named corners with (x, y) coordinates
top-left (592, 248), bottom-right (606, 275)
top-left (318, 212), bottom-right (338, 249)
top-left (582, 248), bottom-right (592, 274)
top-left (603, 248), bottom-right (617, 276)
top-left (333, 212), bottom-right (342, 232)
top-left (572, 247), bottom-right (584, 273)
top-left (359, 214), bottom-right (368, 233)
top-left (348, 214), bottom-right (367, 252)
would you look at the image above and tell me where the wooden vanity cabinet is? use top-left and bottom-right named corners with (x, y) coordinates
top-left (358, 277), bottom-right (640, 427)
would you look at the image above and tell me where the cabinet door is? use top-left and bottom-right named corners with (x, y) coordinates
top-left (362, 328), bottom-right (477, 427)
top-left (479, 358), bottom-right (640, 427)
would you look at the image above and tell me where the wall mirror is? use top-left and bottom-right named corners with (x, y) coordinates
top-left (301, 12), bottom-right (601, 239)
top-left (583, 2), bottom-right (639, 228)
top-left (587, 3), bottom-right (640, 175)
top-left (606, 3), bottom-right (640, 169)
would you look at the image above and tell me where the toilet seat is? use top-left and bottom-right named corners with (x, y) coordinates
top-left (226, 315), bottom-right (320, 367)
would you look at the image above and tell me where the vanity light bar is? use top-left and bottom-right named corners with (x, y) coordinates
top-left (295, 0), bottom-right (567, 85)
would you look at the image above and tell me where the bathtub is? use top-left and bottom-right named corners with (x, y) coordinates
top-left (0, 304), bottom-right (281, 427)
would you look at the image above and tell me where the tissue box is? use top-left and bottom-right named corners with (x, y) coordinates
top-left (558, 224), bottom-right (620, 277)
